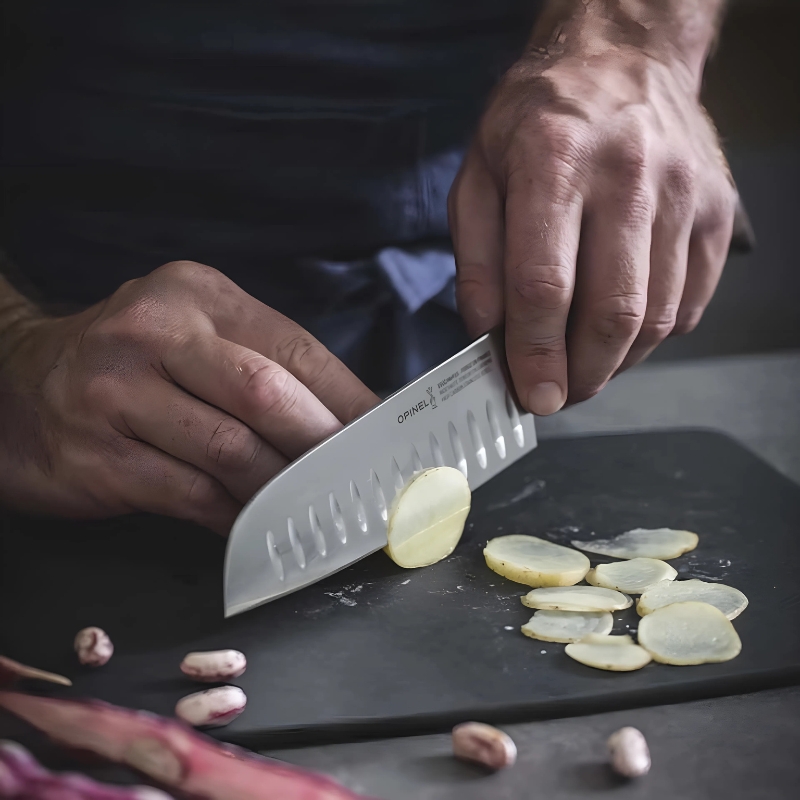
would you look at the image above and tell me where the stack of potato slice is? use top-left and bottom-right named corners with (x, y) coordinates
top-left (484, 528), bottom-right (746, 670)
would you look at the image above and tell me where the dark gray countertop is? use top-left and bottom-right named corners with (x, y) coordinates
top-left (268, 351), bottom-right (800, 800)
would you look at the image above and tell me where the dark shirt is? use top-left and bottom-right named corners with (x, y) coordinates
top-left (1, 1), bottom-right (537, 388)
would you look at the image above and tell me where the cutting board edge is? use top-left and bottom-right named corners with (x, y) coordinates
top-left (218, 664), bottom-right (800, 750)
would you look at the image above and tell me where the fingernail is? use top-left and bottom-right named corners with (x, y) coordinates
top-left (527, 382), bottom-right (564, 416)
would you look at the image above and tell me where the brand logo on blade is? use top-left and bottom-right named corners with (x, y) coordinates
top-left (397, 387), bottom-right (437, 424)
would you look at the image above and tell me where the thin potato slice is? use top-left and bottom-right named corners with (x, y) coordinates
top-left (637, 579), bottom-right (748, 620)
top-left (384, 467), bottom-right (471, 568)
top-left (521, 610), bottom-right (613, 643)
top-left (521, 585), bottom-right (632, 612)
top-left (637, 601), bottom-right (741, 665)
top-left (484, 535), bottom-right (590, 587)
top-left (565, 634), bottom-right (652, 672)
top-left (572, 528), bottom-right (698, 560)
top-left (586, 558), bottom-right (677, 594)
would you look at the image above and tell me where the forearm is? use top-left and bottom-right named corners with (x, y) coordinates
top-left (530, 0), bottom-right (726, 86)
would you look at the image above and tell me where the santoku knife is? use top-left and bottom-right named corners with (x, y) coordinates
top-left (223, 328), bottom-right (538, 617)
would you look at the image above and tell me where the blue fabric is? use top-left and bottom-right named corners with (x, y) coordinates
top-left (376, 248), bottom-right (457, 314)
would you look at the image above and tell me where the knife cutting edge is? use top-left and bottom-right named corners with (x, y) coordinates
top-left (223, 328), bottom-right (538, 617)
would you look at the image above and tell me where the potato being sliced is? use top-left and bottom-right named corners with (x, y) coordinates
top-left (484, 535), bottom-right (590, 587)
top-left (571, 528), bottom-right (698, 560)
top-left (521, 610), bottom-right (613, 643)
top-left (637, 579), bottom-right (748, 620)
top-left (565, 634), bottom-right (652, 672)
top-left (521, 585), bottom-right (632, 612)
top-left (586, 558), bottom-right (677, 594)
top-left (384, 467), bottom-right (471, 568)
top-left (637, 601), bottom-right (742, 665)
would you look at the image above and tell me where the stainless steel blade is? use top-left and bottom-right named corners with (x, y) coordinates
top-left (223, 329), bottom-right (537, 616)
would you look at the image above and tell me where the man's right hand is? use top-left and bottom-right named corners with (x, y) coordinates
top-left (0, 261), bottom-right (380, 535)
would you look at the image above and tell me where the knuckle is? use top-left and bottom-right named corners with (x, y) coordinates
top-left (510, 263), bottom-right (573, 310)
top-left (636, 306), bottom-right (678, 345)
top-left (696, 182), bottom-right (736, 235)
top-left (276, 333), bottom-right (334, 388)
top-left (590, 296), bottom-right (646, 343)
top-left (156, 260), bottom-right (226, 295)
top-left (713, 187), bottom-right (737, 228)
top-left (602, 149), bottom-right (655, 225)
top-left (240, 358), bottom-right (298, 418)
top-left (620, 146), bottom-right (649, 186)
top-left (185, 469), bottom-right (224, 509)
top-left (157, 260), bottom-right (211, 281)
top-left (609, 133), bottom-right (649, 184)
top-left (456, 263), bottom-right (502, 304)
top-left (517, 332), bottom-right (566, 364)
top-left (672, 307), bottom-right (704, 336)
top-left (663, 158), bottom-right (696, 206)
top-left (205, 419), bottom-right (261, 470)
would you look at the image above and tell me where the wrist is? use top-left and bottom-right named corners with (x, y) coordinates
top-left (531, 0), bottom-right (725, 90)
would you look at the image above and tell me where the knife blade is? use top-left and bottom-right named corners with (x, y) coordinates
top-left (223, 328), bottom-right (537, 617)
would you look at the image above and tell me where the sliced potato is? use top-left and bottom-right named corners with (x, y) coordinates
top-left (637, 601), bottom-right (742, 665)
top-left (484, 535), bottom-right (590, 587)
top-left (521, 610), bottom-right (613, 644)
top-left (521, 585), bottom-right (632, 612)
top-left (571, 527), bottom-right (698, 560)
top-left (384, 467), bottom-right (471, 568)
top-left (637, 579), bottom-right (748, 620)
top-left (586, 558), bottom-right (677, 594)
top-left (565, 634), bottom-right (652, 672)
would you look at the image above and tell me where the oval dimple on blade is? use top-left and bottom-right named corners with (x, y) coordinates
top-left (467, 410), bottom-right (487, 469)
top-left (449, 421), bottom-right (468, 478)
top-left (266, 530), bottom-right (285, 581)
top-left (505, 390), bottom-right (525, 447)
top-left (487, 399), bottom-right (506, 459)
top-left (411, 444), bottom-right (423, 474)
top-left (370, 470), bottom-right (388, 522)
top-left (309, 505), bottom-right (327, 557)
top-left (329, 492), bottom-right (347, 544)
top-left (287, 518), bottom-right (306, 569)
top-left (350, 480), bottom-right (368, 533)
top-left (391, 457), bottom-right (404, 494)
top-left (429, 432), bottom-right (445, 467)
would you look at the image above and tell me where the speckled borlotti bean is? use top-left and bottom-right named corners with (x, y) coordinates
top-left (175, 686), bottom-right (246, 728)
top-left (180, 650), bottom-right (246, 682)
top-left (452, 722), bottom-right (517, 770)
top-left (607, 726), bottom-right (651, 778)
top-left (74, 627), bottom-right (114, 667)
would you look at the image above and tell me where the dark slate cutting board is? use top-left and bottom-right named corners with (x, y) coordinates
top-left (2, 430), bottom-right (799, 748)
